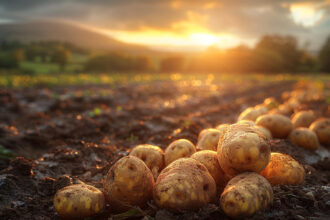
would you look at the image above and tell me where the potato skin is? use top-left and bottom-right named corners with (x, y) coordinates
top-left (238, 107), bottom-right (267, 122)
top-left (292, 111), bottom-right (316, 128)
top-left (269, 104), bottom-right (292, 117)
top-left (153, 158), bottom-right (216, 212)
top-left (196, 129), bottom-right (221, 151)
top-left (220, 172), bottom-right (273, 218)
top-left (310, 118), bottom-right (330, 145)
top-left (53, 184), bottom-right (105, 219)
top-left (103, 156), bottom-right (154, 212)
top-left (216, 123), bottom-right (229, 132)
top-left (260, 152), bottom-right (305, 185)
top-left (217, 124), bottom-right (271, 176)
top-left (164, 139), bottom-right (196, 166)
top-left (191, 150), bottom-right (229, 192)
top-left (256, 114), bottom-right (293, 138)
top-left (129, 144), bottom-right (164, 179)
top-left (254, 125), bottom-right (272, 139)
top-left (236, 120), bottom-right (256, 126)
top-left (289, 128), bottom-right (319, 150)
top-left (263, 97), bottom-right (279, 110)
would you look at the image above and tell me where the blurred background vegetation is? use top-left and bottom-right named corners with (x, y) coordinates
top-left (0, 34), bottom-right (330, 75)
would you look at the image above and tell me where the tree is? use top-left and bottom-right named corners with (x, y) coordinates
top-left (319, 36), bottom-right (330, 72)
top-left (51, 47), bottom-right (70, 71)
top-left (160, 56), bottom-right (184, 72)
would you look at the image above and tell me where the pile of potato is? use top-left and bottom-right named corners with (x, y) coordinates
top-left (53, 85), bottom-right (329, 219)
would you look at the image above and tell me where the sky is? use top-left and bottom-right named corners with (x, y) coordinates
top-left (0, 0), bottom-right (330, 51)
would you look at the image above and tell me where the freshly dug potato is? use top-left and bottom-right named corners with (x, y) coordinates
top-left (310, 118), bottom-right (330, 145)
top-left (54, 184), bottom-right (105, 219)
top-left (263, 97), bottom-right (279, 110)
top-left (260, 152), bottom-right (305, 185)
top-left (129, 144), bottom-right (164, 179)
top-left (269, 104), bottom-right (292, 116)
top-left (216, 123), bottom-right (229, 132)
top-left (153, 158), bottom-right (216, 212)
top-left (254, 125), bottom-right (272, 139)
top-left (217, 124), bottom-right (271, 176)
top-left (256, 114), bottom-right (293, 138)
top-left (236, 120), bottom-right (256, 126)
top-left (289, 128), bottom-right (319, 150)
top-left (220, 172), bottom-right (273, 218)
top-left (196, 129), bottom-right (221, 151)
top-left (103, 156), bottom-right (154, 212)
top-left (164, 139), bottom-right (196, 165)
top-left (285, 97), bottom-right (300, 110)
top-left (191, 150), bottom-right (229, 192)
top-left (292, 110), bottom-right (316, 128)
top-left (238, 107), bottom-right (267, 122)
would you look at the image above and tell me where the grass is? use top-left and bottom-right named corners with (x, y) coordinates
top-left (0, 72), bottom-right (329, 88)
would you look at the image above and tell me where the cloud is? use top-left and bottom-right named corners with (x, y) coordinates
top-left (0, 0), bottom-right (329, 50)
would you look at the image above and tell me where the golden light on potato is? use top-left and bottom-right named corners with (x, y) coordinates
top-left (256, 114), bottom-right (293, 138)
top-left (291, 110), bottom-right (316, 128)
top-left (129, 144), bottom-right (164, 179)
top-left (254, 125), bottom-right (272, 139)
top-left (103, 156), bottom-right (154, 212)
top-left (217, 124), bottom-right (271, 176)
top-left (191, 150), bottom-right (229, 192)
top-left (220, 172), bottom-right (273, 218)
top-left (263, 97), bottom-right (279, 110)
top-left (164, 139), bottom-right (196, 166)
top-left (53, 184), bottom-right (105, 219)
top-left (196, 128), bottom-right (221, 151)
top-left (269, 104), bottom-right (292, 116)
top-left (236, 120), bottom-right (256, 126)
top-left (153, 158), bottom-right (216, 212)
top-left (238, 107), bottom-right (267, 122)
top-left (260, 152), bottom-right (305, 185)
top-left (289, 128), bottom-right (319, 150)
top-left (310, 118), bottom-right (330, 145)
top-left (216, 123), bottom-right (229, 132)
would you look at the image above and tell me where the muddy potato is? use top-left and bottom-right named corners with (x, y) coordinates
top-left (164, 139), bottom-right (196, 165)
top-left (256, 114), bottom-right (293, 138)
top-left (260, 152), bottom-right (305, 185)
top-left (238, 107), bottom-right (267, 122)
top-left (310, 118), bottom-right (330, 145)
top-left (153, 158), bottom-right (216, 212)
top-left (254, 125), bottom-right (272, 139)
top-left (263, 97), bottom-right (279, 110)
top-left (289, 128), bottom-right (319, 150)
top-left (54, 184), bottom-right (105, 219)
top-left (191, 150), bottom-right (229, 192)
top-left (217, 124), bottom-right (271, 176)
top-left (220, 172), bottom-right (273, 218)
top-left (292, 110), bottom-right (316, 128)
top-left (103, 156), bottom-right (154, 212)
top-left (196, 129), bottom-right (221, 151)
top-left (236, 120), bottom-right (256, 126)
top-left (129, 144), bottom-right (164, 179)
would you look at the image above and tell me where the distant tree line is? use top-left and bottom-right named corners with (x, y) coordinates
top-left (1, 35), bottom-right (330, 73)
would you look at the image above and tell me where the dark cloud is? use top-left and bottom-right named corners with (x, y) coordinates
top-left (0, 0), bottom-right (329, 50)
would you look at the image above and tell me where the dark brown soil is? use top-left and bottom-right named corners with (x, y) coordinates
top-left (0, 79), bottom-right (329, 220)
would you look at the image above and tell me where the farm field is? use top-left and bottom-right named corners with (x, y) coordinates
top-left (0, 73), bottom-right (329, 220)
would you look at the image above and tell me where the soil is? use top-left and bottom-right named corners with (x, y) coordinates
top-left (0, 79), bottom-right (329, 220)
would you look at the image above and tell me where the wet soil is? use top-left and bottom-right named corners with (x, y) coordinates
top-left (0, 79), bottom-right (329, 220)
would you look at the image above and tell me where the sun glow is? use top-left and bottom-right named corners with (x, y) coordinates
top-left (290, 3), bottom-right (324, 27)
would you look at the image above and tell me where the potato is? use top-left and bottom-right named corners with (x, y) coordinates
top-left (254, 125), bottom-right (272, 139)
top-left (263, 97), bottom-right (279, 110)
top-left (289, 128), bottom-right (319, 150)
top-left (217, 124), bottom-right (271, 176)
top-left (153, 158), bottom-right (216, 212)
top-left (310, 118), bottom-right (330, 145)
top-left (269, 104), bottom-right (292, 116)
top-left (129, 144), bottom-right (164, 179)
top-left (236, 120), bottom-right (256, 126)
top-left (260, 152), bottom-right (305, 185)
top-left (216, 123), bottom-right (229, 132)
top-left (196, 129), bottom-right (221, 151)
top-left (164, 139), bottom-right (196, 165)
top-left (54, 184), bottom-right (105, 219)
top-left (238, 107), bottom-right (267, 122)
top-left (285, 97), bottom-right (300, 110)
top-left (103, 156), bottom-right (154, 212)
top-left (292, 110), bottom-right (316, 128)
top-left (256, 114), bottom-right (293, 138)
top-left (191, 150), bottom-right (229, 192)
top-left (220, 172), bottom-right (273, 218)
